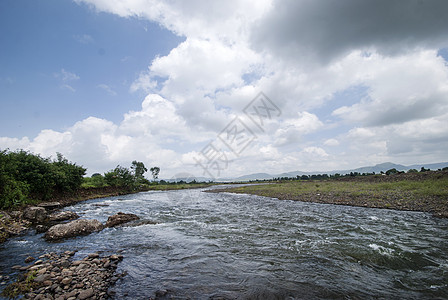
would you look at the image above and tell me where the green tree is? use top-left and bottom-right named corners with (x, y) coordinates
top-left (386, 168), bottom-right (399, 175)
top-left (150, 166), bottom-right (160, 181)
top-left (0, 149), bottom-right (86, 208)
top-left (131, 160), bottom-right (147, 183)
top-left (104, 165), bottom-right (136, 189)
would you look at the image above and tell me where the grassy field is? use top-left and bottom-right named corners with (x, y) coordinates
top-left (211, 171), bottom-right (448, 217)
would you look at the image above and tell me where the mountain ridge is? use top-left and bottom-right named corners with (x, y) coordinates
top-left (230, 161), bottom-right (448, 182)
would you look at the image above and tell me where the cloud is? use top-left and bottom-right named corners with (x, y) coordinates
top-left (3, 0), bottom-right (448, 179)
top-left (54, 69), bottom-right (80, 92)
top-left (324, 139), bottom-right (339, 147)
top-left (61, 84), bottom-right (76, 92)
top-left (55, 69), bottom-right (80, 82)
top-left (332, 51), bottom-right (448, 126)
top-left (97, 84), bottom-right (117, 96)
top-left (251, 0), bottom-right (448, 65)
top-left (274, 112), bottom-right (323, 146)
top-left (73, 34), bottom-right (94, 44)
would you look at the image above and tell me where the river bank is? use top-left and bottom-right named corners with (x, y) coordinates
top-left (209, 171), bottom-right (448, 218)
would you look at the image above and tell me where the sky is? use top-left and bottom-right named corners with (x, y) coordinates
top-left (1, 0), bottom-right (448, 179)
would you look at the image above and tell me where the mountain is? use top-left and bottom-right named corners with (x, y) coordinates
top-left (162, 162), bottom-right (448, 182)
top-left (233, 173), bottom-right (274, 181)
top-left (230, 161), bottom-right (448, 181)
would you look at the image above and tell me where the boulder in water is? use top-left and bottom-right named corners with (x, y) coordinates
top-left (44, 219), bottom-right (104, 240)
top-left (105, 212), bottom-right (139, 228)
top-left (49, 211), bottom-right (79, 222)
top-left (23, 207), bottom-right (48, 224)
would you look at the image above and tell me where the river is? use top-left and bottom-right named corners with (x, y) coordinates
top-left (1, 185), bottom-right (447, 299)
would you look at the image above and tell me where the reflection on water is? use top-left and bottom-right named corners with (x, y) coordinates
top-left (1, 186), bottom-right (447, 299)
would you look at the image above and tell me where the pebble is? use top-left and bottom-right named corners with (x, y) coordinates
top-left (5, 251), bottom-right (125, 299)
top-left (25, 256), bottom-right (35, 263)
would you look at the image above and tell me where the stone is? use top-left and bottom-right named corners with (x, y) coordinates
top-left (25, 256), bottom-right (35, 263)
top-left (37, 202), bottom-right (61, 210)
top-left (43, 280), bottom-right (53, 286)
top-left (34, 274), bottom-right (52, 283)
top-left (105, 212), bottom-right (139, 227)
top-left (61, 277), bottom-right (72, 285)
top-left (78, 288), bottom-right (94, 299)
top-left (36, 225), bottom-right (49, 233)
top-left (88, 253), bottom-right (99, 259)
top-left (44, 219), bottom-right (104, 240)
top-left (23, 207), bottom-right (48, 224)
top-left (49, 211), bottom-right (79, 222)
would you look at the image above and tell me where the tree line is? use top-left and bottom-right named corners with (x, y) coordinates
top-left (0, 150), bottom-right (86, 209)
top-left (256, 167), bottom-right (447, 182)
top-left (0, 149), bottom-right (160, 209)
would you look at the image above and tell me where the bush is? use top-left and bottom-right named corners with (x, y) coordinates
top-left (104, 165), bottom-right (136, 190)
top-left (386, 168), bottom-right (399, 175)
top-left (0, 149), bottom-right (86, 208)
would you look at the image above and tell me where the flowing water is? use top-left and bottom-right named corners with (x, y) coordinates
top-left (1, 186), bottom-right (447, 299)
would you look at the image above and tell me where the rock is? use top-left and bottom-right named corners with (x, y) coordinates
top-left (61, 277), bottom-right (72, 285)
top-left (120, 219), bottom-right (158, 227)
top-left (105, 212), bottom-right (139, 227)
top-left (78, 288), bottom-right (94, 299)
top-left (23, 207), bottom-right (48, 224)
top-left (88, 253), bottom-right (99, 259)
top-left (34, 274), bottom-right (51, 283)
top-left (44, 219), bottom-right (104, 240)
top-left (35, 224), bottom-right (49, 233)
top-left (38, 202), bottom-right (61, 210)
top-left (25, 256), bottom-right (35, 263)
top-left (49, 211), bottom-right (79, 222)
top-left (9, 210), bottom-right (23, 219)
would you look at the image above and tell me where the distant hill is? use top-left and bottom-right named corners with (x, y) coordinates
top-left (228, 161), bottom-right (448, 182)
top-left (162, 162), bottom-right (448, 182)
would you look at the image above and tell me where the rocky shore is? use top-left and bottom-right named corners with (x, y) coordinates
top-left (2, 251), bottom-right (125, 299)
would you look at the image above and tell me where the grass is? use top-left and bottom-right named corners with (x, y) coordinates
top-left (214, 173), bottom-right (448, 216)
top-left (226, 177), bottom-right (448, 198)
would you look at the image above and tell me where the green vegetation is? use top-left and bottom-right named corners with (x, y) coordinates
top-left (1, 270), bottom-right (39, 298)
top-left (0, 150), bottom-right (86, 209)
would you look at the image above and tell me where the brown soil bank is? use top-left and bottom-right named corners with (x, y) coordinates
top-left (210, 171), bottom-right (448, 218)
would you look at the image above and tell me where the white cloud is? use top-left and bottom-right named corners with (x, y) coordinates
top-left (3, 1), bottom-right (448, 178)
top-left (97, 84), bottom-right (117, 96)
top-left (274, 112), bottom-right (323, 146)
top-left (56, 69), bottom-right (80, 82)
top-left (324, 139), bottom-right (339, 147)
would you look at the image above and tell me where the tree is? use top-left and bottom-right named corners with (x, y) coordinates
top-left (0, 149), bottom-right (86, 208)
top-left (104, 165), bottom-right (136, 189)
top-left (131, 160), bottom-right (147, 183)
top-left (150, 167), bottom-right (160, 181)
top-left (386, 168), bottom-right (399, 175)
